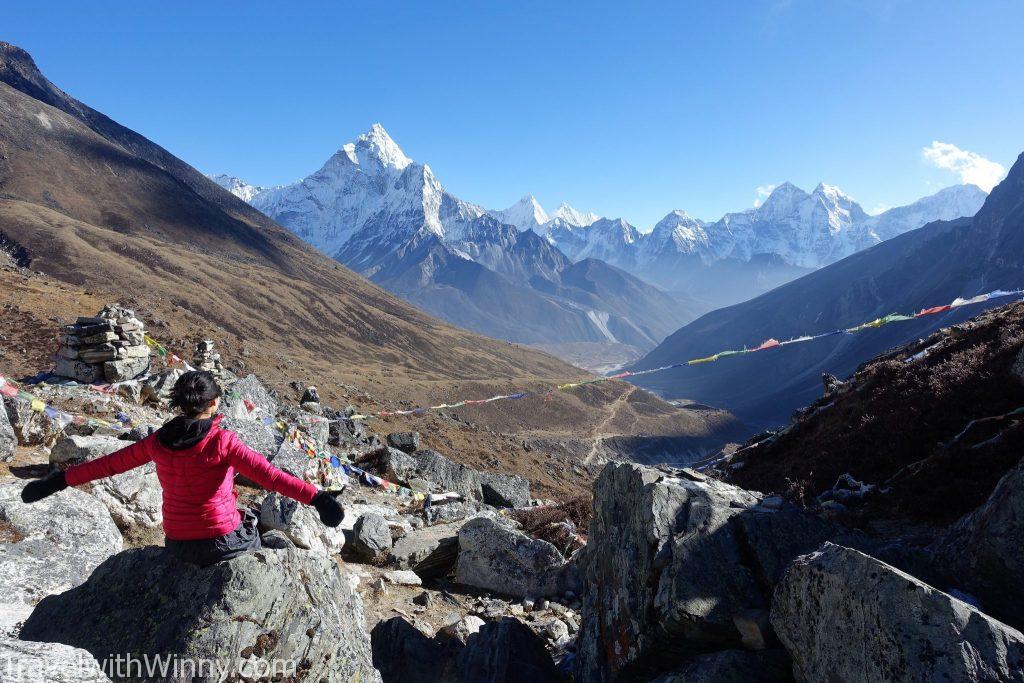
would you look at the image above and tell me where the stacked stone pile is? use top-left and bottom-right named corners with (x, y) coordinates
top-left (53, 305), bottom-right (151, 384)
top-left (193, 339), bottom-right (224, 378)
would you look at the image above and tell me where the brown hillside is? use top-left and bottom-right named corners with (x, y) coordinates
top-left (720, 300), bottom-right (1024, 533)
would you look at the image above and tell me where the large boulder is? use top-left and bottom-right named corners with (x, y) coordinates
top-left (371, 617), bottom-right (460, 683)
top-left (772, 542), bottom-right (1024, 682)
top-left (258, 492), bottom-right (345, 555)
top-left (412, 449), bottom-right (483, 500)
top-left (454, 617), bottom-right (560, 682)
top-left (219, 416), bottom-right (280, 461)
top-left (350, 512), bottom-right (393, 561)
top-left (574, 463), bottom-right (901, 682)
top-left (456, 516), bottom-right (566, 598)
top-left (480, 472), bottom-right (531, 508)
top-left (87, 462), bottom-right (163, 530)
top-left (0, 483), bottom-right (122, 605)
top-left (49, 434), bottom-right (125, 465)
top-left (935, 456), bottom-right (1024, 630)
top-left (0, 399), bottom-right (15, 462)
top-left (222, 374), bottom-right (279, 420)
top-left (390, 522), bottom-right (462, 579)
top-left (1, 603), bottom-right (112, 682)
top-left (386, 432), bottom-right (420, 453)
top-left (20, 546), bottom-right (382, 682)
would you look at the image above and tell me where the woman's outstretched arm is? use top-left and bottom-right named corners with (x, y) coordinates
top-left (64, 436), bottom-right (155, 486)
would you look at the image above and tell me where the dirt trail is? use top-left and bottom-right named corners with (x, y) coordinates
top-left (584, 385), bottom-right (639, 465)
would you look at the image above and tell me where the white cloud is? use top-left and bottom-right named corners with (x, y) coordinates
top-left (753, 184), bottom-right (776, 208)
top-left (922, 141), bottom-right (1005, 192)
top-left (869, 203), bottom-right (891, 216)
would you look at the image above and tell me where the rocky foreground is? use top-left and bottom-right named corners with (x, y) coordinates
top-left (2, 334), bottom-right (1024, 681)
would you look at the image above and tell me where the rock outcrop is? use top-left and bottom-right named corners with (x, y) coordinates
top-left (456, 516), bottom-right (567, 599)
top-left (2, 395), bottom-right (58, 447)
top-left (453, 617), bottom-right (560, 682)
top-left (772, 542), bottom-right (1024, 682)
top-left (572, 462), bottom-right (913, 682)
top-left (351, 512), bottom-right (393, 561)
top-left (480, 472), bottom-right (531, 508)
top-left (1, 603), bottom-right (112, 682)
top-left (20, 546), bottom-right (381, 682)
top-left (371, 616), bottom-right (559, 683)
top-left (222, 374), bottom-right (279, 420)
top-left (936, 456), bottom-right (1024, 631)
top-left (258, 492), bottom-right (345, 555)
top-left (0, 483), bottom-right (122, 605)
top-left (0, 400), bottom-right (15, 462)
top-left (49, 435), bottom-right (124, 465)
top-left (87, 463), bottom-right (162, 530)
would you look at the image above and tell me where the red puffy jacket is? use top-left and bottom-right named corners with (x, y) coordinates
top-left (65, 416), bottom-right (318, 541)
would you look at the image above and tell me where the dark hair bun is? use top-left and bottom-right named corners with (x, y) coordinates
top-left (169, 371), bottom-right (223, 417)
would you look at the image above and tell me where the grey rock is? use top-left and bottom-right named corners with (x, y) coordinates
top-left (87, 462), bottom-right (163, 529)
top-left (259, 529), bottom-right (295, 549)
top-left (258, 492), bottom-right (345, 555)
top-left (456, 516), bottom-right (566, 598)
top-left (439, 613), bottom-right (484, 644)
top-left (389, 522), bottom-right (462, 579)
top-left (413, 449), bottom-right (483, 500)
top-left (0, 483), bottom-right (122, 606)
top-left (649, 650), bottom-right (791, 683)
top-left (382, 447), bottom-right (419, 484)
top-left (115, 380), bottom-right (143, 404)
top-left (219, 415), bottom-right (280, 460)
top-left (222, 374), bottom-right (279, 420)
top-left (52, 358), bottom-right (104, 384)
top-left (387, 431), bottom-right (420, 453)
top-left (0, 603), bottom-right (112, 682)
top-left (121, 423), bottom-right (159, 442)
top-left (936, 456), bottom-right (1024, 630)
top-left (574, 462), bottom-right (924, 682)
top-left (20, 546), bottom-right (381, 682)
top-left (0, 398), bottom-right (15, 462)
top-left (141, 368), bottom-right (182, 404)
top-left (371, 617), bottom-right (460, 683)
top-left (102, 355), bottom-right (150, 383)
top-left (383, 570), bottom-right (422, 586)
top-left (49, 434), bottom-right (125, 465)
top-left (424, 500), bottom-right (494, 526)
top-left (480, 471), bottom-right (531, 508)
top-left (351, 512), bottom-right (394, 561)
top-left (2, 395), bottom-right (58, 447)
top-left (455, 617), bottom-right (560, 682)
top-left (772, 542), bottom-right (1024, 683)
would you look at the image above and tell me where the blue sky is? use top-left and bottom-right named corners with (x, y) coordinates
top-left (5, 2), bottom-right (1022, 229)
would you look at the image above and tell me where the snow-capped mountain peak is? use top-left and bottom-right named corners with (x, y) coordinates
top-left (489, 195), bottom-right (550, 232)
top-left (550, 202), bottom-right (599, 227)
top-left (208, 174), bottom-right (266, 202)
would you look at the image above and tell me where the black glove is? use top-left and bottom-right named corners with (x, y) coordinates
top-left (312, 491), bottom-right (344, 527)
top-left (21, 470), bottom-right (68, 503)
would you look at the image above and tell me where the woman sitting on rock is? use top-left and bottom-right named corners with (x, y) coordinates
top-left (20, 370), bottom-right (344, 566)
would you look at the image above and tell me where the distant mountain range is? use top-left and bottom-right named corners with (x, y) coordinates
top-left (213, 125), bottom-right (986, 368)
top-left (630, 150), bottom-right (1024, 430)
top-left (213, 126), bottom-right (698, 369)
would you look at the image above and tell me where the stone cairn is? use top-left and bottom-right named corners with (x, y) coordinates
top-left (193, 340), bottom-right (224, 379)
top-left (54, 305), bottom-right (151, 383)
